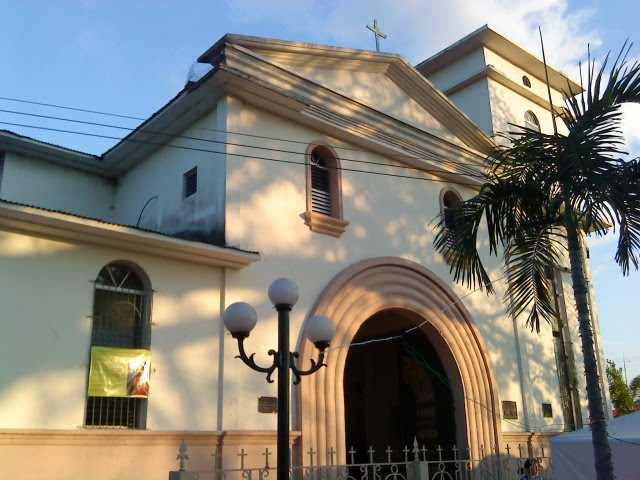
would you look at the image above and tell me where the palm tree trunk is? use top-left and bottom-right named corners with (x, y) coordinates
top-left (564, 200), bottom-right (613, 480)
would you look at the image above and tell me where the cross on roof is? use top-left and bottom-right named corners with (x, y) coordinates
top-left (366, 19), bottom-right (387, 52)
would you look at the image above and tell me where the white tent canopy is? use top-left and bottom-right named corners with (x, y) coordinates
top-left (550, 411), bottom-right (640, 479)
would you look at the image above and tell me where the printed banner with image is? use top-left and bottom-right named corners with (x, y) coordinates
top-left (88, 346), bottom-right (151, 398)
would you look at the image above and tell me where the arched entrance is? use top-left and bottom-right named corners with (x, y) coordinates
top-left (296, 257), bottom-right (502, 465)
top-left (344, 309), bottom-right (457, 462)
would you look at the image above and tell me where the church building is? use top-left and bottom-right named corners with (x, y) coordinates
top-left (0, 25), bottom-right (609, 479)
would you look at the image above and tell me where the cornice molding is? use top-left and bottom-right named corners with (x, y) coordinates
top-left (0, 202), bottom-right (260, 269)
top-left (443, 65), bottom-right (566, 114)
top-left (224, 42), bottom-right (494, 155)
top-left (221, 45), bottom-right (487, 186)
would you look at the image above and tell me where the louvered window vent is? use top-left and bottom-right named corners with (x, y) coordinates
top-left (311, 154), bottom-right (331, 215)
top-left (183, 167), bottom-right (197, 198)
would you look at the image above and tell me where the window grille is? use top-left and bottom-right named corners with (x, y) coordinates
top-left (183, 167), bottom-right (197, 198)
top-left (524, 111), bottom-right (540, 132)
top-left (522, 75), bottom-right (531, 88)
top-left (85, 263), bottom-right (150, 429)
top-left (310, 151), bottom-right (332, 215)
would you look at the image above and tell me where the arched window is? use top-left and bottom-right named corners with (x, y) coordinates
top-left (304, 143), bottom-right (349, 237)
top-left (442, 189), bottom-right (463, 232)
top-left (441, 189), bottom-right (463, 262)
top-left (524, 110), bottom-right (541, 132)
top-left (85, 262), bottom-right (151, 429)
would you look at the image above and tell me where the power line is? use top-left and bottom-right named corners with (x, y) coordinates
top-left (0, 98), bottom-right (597, 439)
top-left (0, 108), bottom-right (487, 180)
top-left (324, 272), bottom-right (582, 434)
top-left (0, 121), bottom-right (482, 187)
top-left (0, 95), bottom-right (488, 178)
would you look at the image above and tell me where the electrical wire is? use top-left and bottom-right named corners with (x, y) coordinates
top-left (324, 272), bottom-right (587, 434)
top-left (0, 108), bottom-right (487, 180)
top-left (326, 273), bottom-right (508, 353)
top-left (0, 95), bottom-right (489, 176)
top-left (0, 121), bottom-right (483, 187)
top-left (1, 98), bottom-right (603, 437)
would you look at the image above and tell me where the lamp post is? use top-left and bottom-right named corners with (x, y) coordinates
top-left (223, 278), bottom-right (336, 480)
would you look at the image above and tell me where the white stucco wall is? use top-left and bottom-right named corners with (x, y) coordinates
top-left (0, 152), bottom-right (115, 220)
top-left (487, 80), bottom-right (568, 137)
top-left (219, 96), bottom-right (566, 435)
top-left (0, 229), bottom-right (223, 431)
top-left (447, 79), bottom-right (494, 135)
top-left (288, 66), bottom-right (466, 148)
top-left (114, 104), bottom-right (226, 243)
top-left (422, 49), bottom-right (488, 93)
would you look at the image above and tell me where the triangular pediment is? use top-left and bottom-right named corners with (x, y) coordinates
top-left (284, 65), bottom-right (468, 148)
top-left (202, 35), bottom-right (494, 154)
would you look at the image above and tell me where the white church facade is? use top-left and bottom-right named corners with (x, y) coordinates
top-left (0, 26), bottom-right (609, 479)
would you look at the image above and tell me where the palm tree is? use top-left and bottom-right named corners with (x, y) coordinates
top-left (434, 47), bottom-right (640, 480)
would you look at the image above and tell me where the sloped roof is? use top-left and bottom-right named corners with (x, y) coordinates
top-left (0, 198), bottom-right (259, 268)
top-left (416, 24), bottom-right (582, 96)
top-left (0, 129), bottom-right (103, 174)
top-left (3, 33), bottom-right (492, 182)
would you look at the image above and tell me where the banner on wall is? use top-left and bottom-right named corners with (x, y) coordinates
top-left (88, 346), bottom-right (151, 398)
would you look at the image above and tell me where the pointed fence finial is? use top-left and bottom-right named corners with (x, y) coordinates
top-left (263, 447), bottom-right (271, 469)
top-left (177, 440), bottom-right (189, 472)
top-left (412, 437), bottom-right (420, 462)
top-left (348, 446), bottom-right (356, 465)
top-left (238, 448), bottom-right (247, 470)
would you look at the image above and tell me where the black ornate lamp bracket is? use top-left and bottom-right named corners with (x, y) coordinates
top-left (290, 351), bottom-right (327, 385)
top-left (232, 333), bottom-right (327, 385)
top-left (233, 334), bottom-right (278, 383)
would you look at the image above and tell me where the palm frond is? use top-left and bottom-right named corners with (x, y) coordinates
top-left (504, 223), bottom-right (565, 332)
top-left (433, 194), bottom-right (494, 293)
top-left (614, 159), bottom-right (640, 274)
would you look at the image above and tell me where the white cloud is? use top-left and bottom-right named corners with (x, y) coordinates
top-left (224, 0), bottom-right (599, 71)
top-left (621, 104), bottom-right (640, 159)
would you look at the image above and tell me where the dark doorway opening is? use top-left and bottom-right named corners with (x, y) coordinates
top-left (344, 310), bottom-right (456, 463)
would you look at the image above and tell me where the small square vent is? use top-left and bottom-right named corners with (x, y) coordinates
top-left (183, 167), bottom-right (197, 198)
top-left (542, 403), bottom-right (553, 418)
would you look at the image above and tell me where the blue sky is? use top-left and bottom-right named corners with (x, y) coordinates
top-left (1, 0), bottom-right (639, 381)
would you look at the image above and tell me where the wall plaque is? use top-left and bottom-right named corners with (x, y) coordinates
top-left (258, 396), bottom-right (278, 413)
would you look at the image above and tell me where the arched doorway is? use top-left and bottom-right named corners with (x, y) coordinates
top-left (344, 309), bottom-right (456, 462)
top-left (296, 257), bottom-right (502, 465)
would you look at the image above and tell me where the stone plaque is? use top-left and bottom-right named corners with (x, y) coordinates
top-left (258, 396), bottom-right (278, 413)
top-left (502, 400), bottom-right (518, 420)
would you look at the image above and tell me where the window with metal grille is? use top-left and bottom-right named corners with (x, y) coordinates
top-left (85, 263), bottom-right (151, 429)
top-left (183, 167), bottom-right (197, 198)
top-left (524, 110), bottom-right (540, 132)
top-left (310, 151), bottom-right (332, 215)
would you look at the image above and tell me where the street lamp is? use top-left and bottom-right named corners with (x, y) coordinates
top-left (223, 278), bottom-right (336, 480)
